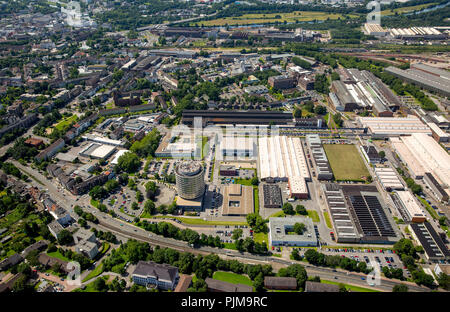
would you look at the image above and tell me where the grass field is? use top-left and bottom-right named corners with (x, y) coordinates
top-left (47, 251), bottom-right (71, 262)
top-left (307, 210), bottom-right (320, 223)
top-left (268, 210), bottom-right (319, 222)
top-left (193, 11), bottom-right (357, 26)
top-left (213, 271), bottom-right (253, 286)
top-left (381, 2), bottom-right (437, 15)
top-left (323, 211), bottom-right (332, 229)
top-left (54, 115), bottom-right (78, 131)
top-left (323, 144), bottom-right (370, 181)
top-left (82, 263), bottom-right (104, 283)
top-left (151, 215), bottom-right (247, 226)
top-left (254, 232), bottom-right (268, 248)
top-left (321, 279), bottom-right (380, 292)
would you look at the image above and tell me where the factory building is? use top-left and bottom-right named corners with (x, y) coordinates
top-left (423, 172), bottom-right (449, 203)
top-left (357, 115), bottom-right (431, 138)
top-left (79, 143), bottom-right (116, 159)
top-left (219, 136), bottom-right (256, 159)
top-left (390, 133), bottom-right (450, 191)
top-left (392, 191), bottom-right (427, 223)
top-left (181, 110), bottom-right (293, 127)
top-left (409, 222), bottom-right (450, 262)
top-left (330, 69), bottom-right (399, 115)
top-left (374, 167), bottom-right (404, 191)
top-left (363, 23), bottom-right (389, 36)
top-left (321, 183), bottom-right (399, 244)
top-left (427, 122), bottom-right (450, 143)
top-left (305, 134), bottom-right (333, 180)
top-left (258, 136), bottom-right (310, 199)
top-left (385, 65), bottom-right (450, 98)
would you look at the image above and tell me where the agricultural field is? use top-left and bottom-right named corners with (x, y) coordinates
top-left (381, 2), bottom-right (437, 16)
top-left (323, 144), bottom-right (370, 181)
top-left (193, 11), bottom-right (358, 26)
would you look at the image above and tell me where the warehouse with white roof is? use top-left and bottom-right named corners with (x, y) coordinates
top-left (391, 133), bottom-right (450, 190)
top-left (258, 136), bottom-right (310, 198)
top-left (374, 167), bottom-right (404, 191)
top-left (393, 191), bottom-right (427, 223)
top-left (357, 115), bottom-right (431, 138)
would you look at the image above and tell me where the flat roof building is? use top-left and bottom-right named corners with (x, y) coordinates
top-left (423, 172), bottom-right (449, 203)
top-left (306, 134), bottom-right (333, 180)
top-left (357, 115), bottom-right (431, 138)
top-left (79, 143), bottom-right (116, 159)
top-left (262, 184), bottom-right (283, 208)
top-left (269, 217), bottom-right (318, 247)
top-left (321, 183), bottom-right (399, 244)
top-left (258, 136), bottom-right (310, 198)
top-left (391, 133), bottom-right (450, 189)
top-left (409, 222), bottom-right (450, 262)
top-left (385, 65), bottom-right (450, 98)
top-left (374, 167), bottom-right (404, 191)
top-left (219, 136), bottom-right (256, 159)
top-left (222, 184), bottom-right (253, 216)
top-left (393, 191), bottom-right (427, 223)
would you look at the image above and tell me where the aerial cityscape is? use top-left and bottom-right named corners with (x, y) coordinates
top-left (0, 0), bottom-right (449, 299)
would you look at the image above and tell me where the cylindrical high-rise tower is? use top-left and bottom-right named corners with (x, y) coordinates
top-left (175, 161), bottom-right (205, 200)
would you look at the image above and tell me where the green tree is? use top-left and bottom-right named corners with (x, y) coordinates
top-left (118, 152), bottom-right (141, 173)
top-left (295, 205), bottom-right (307, 215)
top-left (232, 229), bottom-right (243, 240)
top-left (58, 230), bottom-right (73, 245)
top-left (392, 284), bottom-right (408, 292)
top-left (253, 272), bottom-right (264, 292)
top-left (282, 203), bottom-right (295, 215)
top-left (293, 222), bottom-right (306, 235)
top-left (293, 107), bottom-right (302, 119)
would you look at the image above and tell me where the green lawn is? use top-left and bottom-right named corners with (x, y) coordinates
top-left (416, 196), bottom-right (438, 220)
top-left (321, 279), bottom-right (380, 292)
top-left (268, 210), bottom-right (318, 222)
top-left (75, 275), bottom-right (110, 292)
top-left (54, 115), bottom-right (78, 131)
top-left (235, 178), bottom-right (253, 186)
top-left (150, 215), bottom-right (247, 226)
top-left (213, 271), bottom-right (253, 286)
top-left (223, 242), bottom-right (237, 250)
top-left (307, 210), bottom-right (320, 223)
top-left (47, 251), bottom-right (71, 262)
top-left (254, 232), bottom-right (268, 248)
top-left (254, 187), bottom-right (259, 214)
top-left (323, 144), bottom-right (370, 181)
top-left (194, 11), bottom-right (355, 26)
top-left (323, 211), bottom-right (332, 229)
top-left (269, 210), bottom-right (286, 218)
top-left (82, 263), bottom-right (104, 283)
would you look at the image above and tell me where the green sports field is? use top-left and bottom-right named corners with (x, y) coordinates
top-left (323, 144), bottom-right (370, 181)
